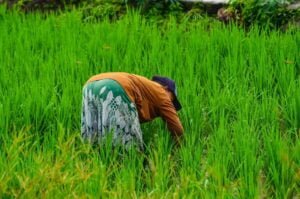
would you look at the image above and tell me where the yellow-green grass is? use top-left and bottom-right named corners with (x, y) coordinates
top-left (0, 7), bottom-right (299, 198)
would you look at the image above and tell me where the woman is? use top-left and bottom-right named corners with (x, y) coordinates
top-left (81, 72), bottom-right (183, 151)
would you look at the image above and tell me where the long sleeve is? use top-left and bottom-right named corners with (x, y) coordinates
top-left (158, 99), bottom-right (184, 138)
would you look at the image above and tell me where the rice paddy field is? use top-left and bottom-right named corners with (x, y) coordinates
top-left (0, 6), bottom-right (299, 198)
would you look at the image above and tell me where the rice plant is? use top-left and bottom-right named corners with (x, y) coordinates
top-left (0, 6), bottom-right (299, 198)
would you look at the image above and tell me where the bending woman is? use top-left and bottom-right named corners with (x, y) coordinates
top-left (81, 72), bottom-right (184, 151)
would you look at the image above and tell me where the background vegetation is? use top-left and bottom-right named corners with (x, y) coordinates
top-left (3, 0), bottom-right (300, 29)
top-left (0, 5), bottom-right (299, 197)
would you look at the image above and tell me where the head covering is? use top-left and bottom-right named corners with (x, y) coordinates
top-left (152, 75), bottom-right (182, 111)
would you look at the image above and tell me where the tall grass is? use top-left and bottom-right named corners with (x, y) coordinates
top-left (0, 6), bottom-right (299, 198)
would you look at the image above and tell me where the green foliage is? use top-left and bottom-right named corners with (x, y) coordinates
top-left (6, 0), bottom-right (299, 29)
top-left (9, 0), bottom-right (87, 11)
top-left (0, 7), bottom-right (299, 197)
top-left (80, 0), bottom-right (184, 23)
top-left (229, 0), bottom-right (300, 28)
top-left (81, 0), bottom-right (125, 22)
top-left (185, 3), bottom-right (206, 21)
top-left (141, 0), bottom-right (183, 17)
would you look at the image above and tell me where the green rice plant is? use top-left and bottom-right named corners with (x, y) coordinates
top-left (0, 6), bottom-right (299, 198)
